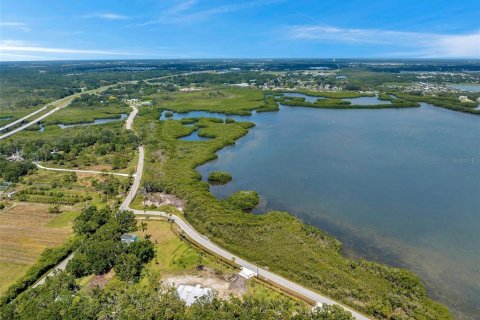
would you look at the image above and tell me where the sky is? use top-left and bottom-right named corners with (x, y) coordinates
top-left (0, 0), bottom-right (479, 61)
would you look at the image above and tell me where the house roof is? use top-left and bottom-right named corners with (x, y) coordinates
top-left (120, 233), bottom-right (138, 242)
top-left (177, 284), bottom-right (212, 306)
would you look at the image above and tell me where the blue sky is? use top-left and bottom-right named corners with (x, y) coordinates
top-left (1, 0), bottom-right (479, 61)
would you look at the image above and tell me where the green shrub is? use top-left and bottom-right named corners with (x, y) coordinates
top-left (0, 241), bottom-right (75, 306)
top-left (135, 115), bottom-right (451, 319)
top-left (207, 171), bottom-right (232, 184)
top-left (226, 191), bottom-right (259, 211)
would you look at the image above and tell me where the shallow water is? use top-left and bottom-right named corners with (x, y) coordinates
top-left (179, 129), bottom-right (212, 141)
top-left (282, 92), bottom-right (324, 103)
top-left (58, 113), bottom-right (127, 129)
top-left (160, 110), bottom-right (254, 121)
top-left (179, 101), bottom-right (480, 319)
top-left (447, 83), bottom-right (480, 92)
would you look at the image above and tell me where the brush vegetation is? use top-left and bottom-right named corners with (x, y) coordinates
top-left (207, 171), bottom-right (232, 184)
top-left (135, 105), bottom-right (451, 320)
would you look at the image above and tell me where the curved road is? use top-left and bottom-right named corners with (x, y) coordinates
top-left (121, 107), bottom-right (370, 320)
top-left (0, 71), bottom-right (207, 141)
top-left (25, 79), bottom-right (370, 319)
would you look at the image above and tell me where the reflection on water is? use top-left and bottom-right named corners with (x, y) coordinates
top-left (175, 99), bottom-right (480, 319)
top-left (160, 110), bottom-right (252, 121)
top-left (179, 129), bottom-right (212, 141)
top-left (447, 83), bottom-right (480, 92)
top-left (282, 92), bottom-right (325, 103)
top-left (58, 113), bottom-right (128, 129)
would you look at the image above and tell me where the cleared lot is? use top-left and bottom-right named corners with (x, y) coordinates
top-left (0, 203), bottom-right (75, 294)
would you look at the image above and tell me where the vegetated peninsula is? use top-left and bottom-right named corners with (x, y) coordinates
top-left (1, 59), bottom-right (479, 320)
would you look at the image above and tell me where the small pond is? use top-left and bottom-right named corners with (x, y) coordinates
top-left (179, 129), bottom-right (212, 141)
top-left (58, 113), bottom-right (128, 129)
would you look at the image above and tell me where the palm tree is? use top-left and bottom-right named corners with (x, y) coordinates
top-left (140, 221), bottom-right (147, 236)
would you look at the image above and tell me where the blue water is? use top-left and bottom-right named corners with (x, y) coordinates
top-left (160, 110), bottom-right (253, 121)
top-left (169, 101), bottom-right (480, 319)
top-left (58, 113), bottom-right (128, 129)
top-left (282, 92), bottom-right (324, 103)
top-left (447, 83), bottom-right (480, 92)
top-left (179, 129), bottom-right (212, 141)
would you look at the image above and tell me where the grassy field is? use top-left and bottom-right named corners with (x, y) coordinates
top-left (0, 108), bottom-right (35, 127)
top-left (43, 105), bottom-right (130, 125)
top-left (140, 220), bottom-right (208, 274)
top-left (155, 87), bottom-right (265, 115)
top-left (0, 203), bottom-right (76, 294)
top-left (137, 219), bottom-right (306, 306)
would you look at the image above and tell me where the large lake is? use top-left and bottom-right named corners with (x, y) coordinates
top-left (188, 102), bottom-right (480, 319)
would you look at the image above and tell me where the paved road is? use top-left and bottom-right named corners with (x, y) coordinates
top-left (0, 95), bottom-right (76, 132)
top-left (129, 207), bottom-right (370, 320)
top-left (119, 106), bottom-right (143, 211)
top-left (0, 97), bottom-right (74, 140)
top-left (25, 73), bottom-right (370, 319)
top-left (0, 106), bottom-right (49, 132)
top-left (125, 105), bottom-right (138, 130)
top-left (34, 162), bottom-right (132, 177)
top-left (119, 106), bottom-right (370, 320)
top-left (120, 146), bottom-right (144, 211)
top-left (0, 71), bottom-right (208, 141)
top-left (32, 253), bottom-right (75, 288)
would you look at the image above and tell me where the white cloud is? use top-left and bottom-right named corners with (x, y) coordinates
top-left (83, 13), bottom-right (129, 20)
top-left (140, 0), bottom-right (284, 26)
top-left (0, 40), bottom-right (137, 60)
top-left (286, 24), bottom-right (480, 58)
top-left (166, 0), bottom-right (198, 14)
top-left (0, 22), bottom-right (30, 32)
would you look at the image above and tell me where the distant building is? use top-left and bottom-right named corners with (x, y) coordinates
top-left (176, 284), bottom-right (212, 306)
top-left (458, 95), bottom-right (473, 103)
top-left (7, 151), bottom-right (24, 162)
top-left (120, 233), bottom-right (138, 244)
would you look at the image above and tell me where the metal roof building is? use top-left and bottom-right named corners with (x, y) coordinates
top-left (176, 284), bottom-right (212, 306)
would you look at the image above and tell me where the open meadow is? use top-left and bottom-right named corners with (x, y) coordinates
top-left (0, 203), bottom-right (77, 294)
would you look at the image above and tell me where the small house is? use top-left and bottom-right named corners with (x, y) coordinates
top-left (120, 233), bottom-right (138, 244)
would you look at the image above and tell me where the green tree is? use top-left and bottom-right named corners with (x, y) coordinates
top-left (115, 252), bottom-right (141, 281)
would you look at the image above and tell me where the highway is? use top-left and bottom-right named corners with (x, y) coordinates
top-left (0, 97), bottom-right (76, 140)
top-left (0, 72), bottom-right (205, 141)
top-left (0, 106), bottom-right (48, 132)
top-left (22, 75), bottom-right (370, 319)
